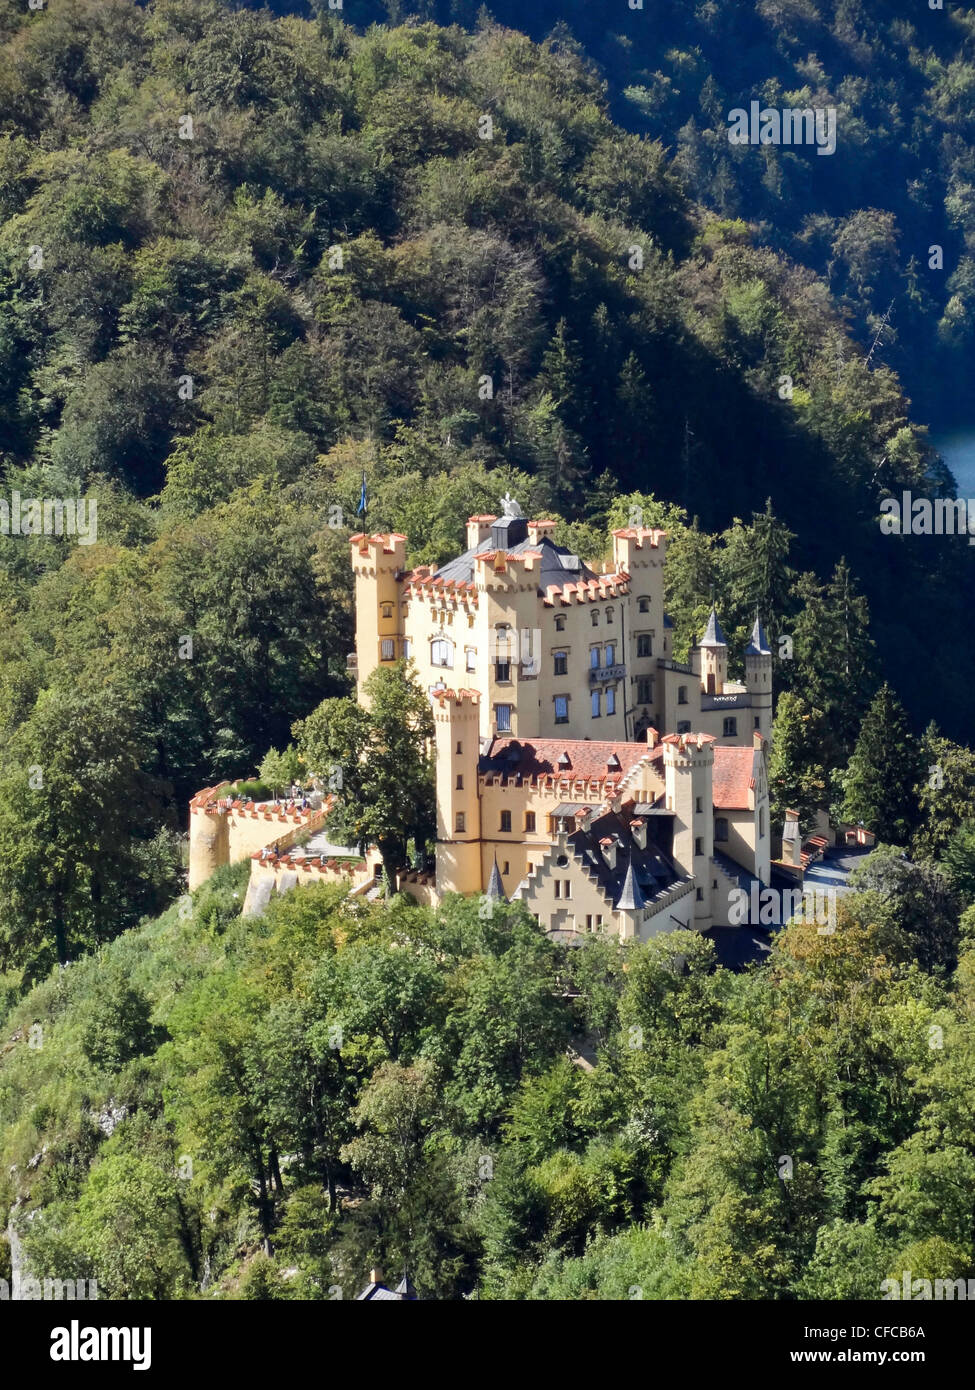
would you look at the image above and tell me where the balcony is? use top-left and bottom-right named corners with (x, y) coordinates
top-left (589, 663), bottom-right (626, 684)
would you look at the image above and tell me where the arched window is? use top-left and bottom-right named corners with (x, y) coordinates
top-left (431, 638), bottom-right (453, 668)
top-left (606, 607), bottom-right (614, 624)
top-left (638, 597), bottom-right (650, 613)
top-left (591, 609), bottom-right (599, 626)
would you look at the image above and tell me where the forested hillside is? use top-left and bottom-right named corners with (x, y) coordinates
top-left (1, 0), bottom-right (975, 1306)
top-left (282, 0), bottom-right (975, 419)
top-left (0, 0), bottom-right (967, 978)
top-left (2, 861), bottom-right (974, 1300)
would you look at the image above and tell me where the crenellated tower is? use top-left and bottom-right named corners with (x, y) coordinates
top-left (432, 687), bottom-right (482, 896)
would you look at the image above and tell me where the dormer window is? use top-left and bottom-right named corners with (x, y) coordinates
top-left (558, 751), bottom-right (572, 770)
top-left (607, 753), bottom-right (621, 772)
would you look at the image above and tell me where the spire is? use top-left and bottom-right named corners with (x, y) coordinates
top-left (699, 607), bottom-right (728, 647)
top-left (745, 614), bottom-right (771, 656)
top-left (615, 856), bottom-right (645, 911)
top-left (486, 855), bottom-right (506, 902)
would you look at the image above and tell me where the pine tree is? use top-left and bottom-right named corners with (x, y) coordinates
top-left (840, 684), bottom-right (920, 845)
top-left (721, 498), bottom-right (795, 633)
top-left (792, 558), bottom-right (874, 762)
top-left (767, 692), bottom-right (828, 833)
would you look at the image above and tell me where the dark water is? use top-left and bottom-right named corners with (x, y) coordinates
top-left (931, 428), bottom-right (975, 496)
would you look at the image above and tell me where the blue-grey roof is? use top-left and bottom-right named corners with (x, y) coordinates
top-left (744, 616), bottom-right (772, 655)
top-left (699, 607), bottom-right (729, 647)
top-left (486, 856), bottom-right (507, 901)
top-left (434, 517), bottom-right (596, 590)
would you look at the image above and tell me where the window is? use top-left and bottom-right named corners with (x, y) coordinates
top-left (754, 716), bottom-right (761, 729)
top-left (402, 638), bottom-right (411, 659)
top-left (696, 887), bottom-right (704, 902)
top-left (500, 810), bottom-right (512, 833)
top-left (495, 660), bottom-right (511, 682)
top-left (695, 837), bottom-right (704, 856)
top-left (525, 811), bottom-right (536, 832)
top-left (723, 717), bottom-right (738, 738)
top-left (381, 603), bottom-right (393, 620)
top-left (638, 597), bottom-right (650, 613)
top-left (590, 647), bottom-right (600, 669)
top-left (553, 651), bottom-right (568, 676)
top-left (466, 648), bottom-right (476, 672)
top-left (456, 740), bottom-right (462, 754)
top-left (637, 678), bottom-right (652, 704)
top-left (695, 796), bottom-right (703, 813)
top-left (455, 812), bottom-right (465, 833)
top-left (496, 704), bottom-right (511, 733)
top-left (555, 615), bottom-right (566, 631)
top-left (605, 642), bottom-right (615, 666)
top-left (606, 688), bottom-right (616, 715)
top-left (380, 638), bottom-right (395, 661)
top-left (563, 880), bottom-right (572, 899)
top-left (637, 634), bottom-right (652, 658)
top-left (759, 807), bottom-right (766, 838)
top-left (502, 861), bottom-right (509, 875)
top-left (554, 696), bottom-right (569, 724)
top-left (678, 685), bottom-right (688, 705)
top-left (591, 610), bottom-right (599, 626)
top-left (431, 638), bottom-right (453, 668)
top-left (677, 720), bottom-right (691, 734)
top-left (554, 879), bottom-right (561, 899)
top-left (456, 775), bottom-right (463, 790)
top-left (715, 817), bottom-right (729, 842)
top-left (591, 690), bottom-right (601, 718)
top-left (606, 607), bottom-right (614, 624)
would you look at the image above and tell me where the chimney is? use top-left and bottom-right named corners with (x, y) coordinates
top-left (753, 730), bottom-right (765, 750)
top-left (369, 1267), bottom-right (384, 1286)
top-left (646, 727), bottom-right (659, 748)
top-left (631, 819), bottom-right (647, 850)
top-left (467, 515), bottom-right (496, 549)
top-left (600, 837), bottom-right (617, 870)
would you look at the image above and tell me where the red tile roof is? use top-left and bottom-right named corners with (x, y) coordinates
top-left (483, 737), bottom-right (660, 786)
top-left (712, 745), bottom-right (757, 810)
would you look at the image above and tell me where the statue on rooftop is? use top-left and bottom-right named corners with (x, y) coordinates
top-left (500, 493), bottom-right (524, 518)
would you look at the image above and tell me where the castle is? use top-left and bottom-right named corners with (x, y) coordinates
top-left (349, 498), bottom-right (775, 941)
top-left (188, 498), bottom-right (777, 944)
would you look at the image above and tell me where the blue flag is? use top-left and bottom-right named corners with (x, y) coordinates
top-left (357, 471), bottom-right (367, 516)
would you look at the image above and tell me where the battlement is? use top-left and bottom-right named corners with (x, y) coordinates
top-left (350, 532), bottom-right (407, 573)
top-left (541, 573), bottom-right (630, 605)
top-left (662, 732), bottom-right (716, 760)
top-left (432, 687), bottom-right (480, 714)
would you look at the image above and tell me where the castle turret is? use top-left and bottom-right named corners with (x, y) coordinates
top-left (188, 785), bottom-right (231, 891)
top-left (663, 733), bottom-right (715, 929)
top-left (432, 688), bottom-right (482, 896)
top-left (696, 608), bottom-right (728, 695)
top-left (350, 533), bottom-right (407, 700)
top-left (744, 616), bottom-right (773, 741)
